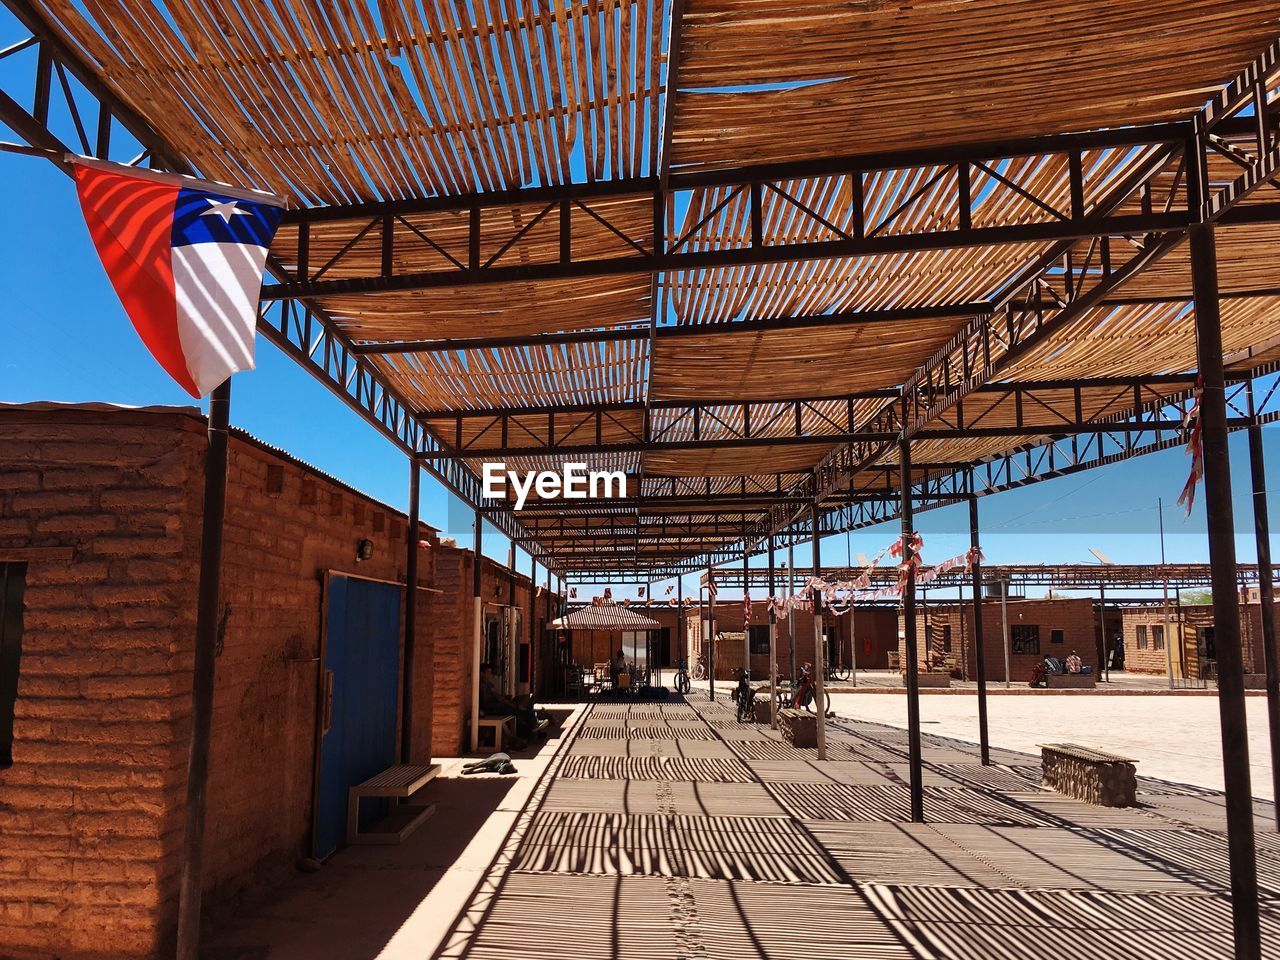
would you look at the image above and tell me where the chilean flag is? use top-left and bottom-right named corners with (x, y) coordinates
top-left (71, 158), bottom-right (284, 398)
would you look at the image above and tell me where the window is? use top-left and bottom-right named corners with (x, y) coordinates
top-left (1136, 624), bottom-right (1148, 650)
top-left (265, 463), bottom-right (284, 494)
top-left (1050, 629), bottom-right (1064, 645)
top-left (748, 625), bottom-right (770, 655)
top-left (942, 624), bottom-right (952, 653)
top-left (0, 563), bottom-right (27, 768)
top-left (1152, 625), bottom-right (1165, 651)
top-left (1010, 624), bottom-right (1040, 656)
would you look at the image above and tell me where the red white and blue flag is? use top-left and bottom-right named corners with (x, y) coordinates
top-left (71, 158), bottom-right (285, 398)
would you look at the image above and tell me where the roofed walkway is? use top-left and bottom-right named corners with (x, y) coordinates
top-left (209, 696), bottom-right (1280, 959)
top-left (442, 696), bottom-right (1280, 960)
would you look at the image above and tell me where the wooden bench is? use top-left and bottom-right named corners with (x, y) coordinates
top-left (778, 708), bottom-right (817, 748)
top-left (347, 763), bottom-right (441, 845)
top-left (1039, 743), bottom-right (1136, 807)
top-left (909, 672), bottom-right (951, 688)
top-left (476, 715), bottom-right (516, 750)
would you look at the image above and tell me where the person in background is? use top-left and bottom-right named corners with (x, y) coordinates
top-left (1065, 650), bottom-right (1083, 674)
top-left (478, 662), bottom-right (548, 744)
top-left (610, 648), bottom-right (627, 686)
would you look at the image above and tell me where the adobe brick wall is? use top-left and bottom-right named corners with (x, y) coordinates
top-left (427, 547), bottom-right (559, 757)
top-left (0, 408), bottom-right (205, 960)
top-left (198, 435), bottom-right (439, 921)
top-left (1122, 602), bottom-right (1277, 676)
top-left (681, 600), bottom-right (898, 680)
top-left (901, 597), bottom-right (1099, 682)
top-left (0, 407), bottom-right (445, 959)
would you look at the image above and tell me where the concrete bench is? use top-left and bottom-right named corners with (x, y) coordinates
top-left (476, 715), bottom-right (516, 750)
top-left (778, 709), bottom-right (817, 748)
top-left (347, 763), bottom-right (441, 845)
top-left (914, 672), bottom-right (951, 688)
top-left (1039, 743), bottom-right (1136, 807)
top-left (1046, 673), bottom-right (1096, 689)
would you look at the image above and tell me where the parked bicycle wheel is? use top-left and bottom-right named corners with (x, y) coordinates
top-left (676, 671), bottom-right (691, 695)
top-left (830, 664), bottom-right (851, 682)
top-left (691, 659), bottom-right (707, 681)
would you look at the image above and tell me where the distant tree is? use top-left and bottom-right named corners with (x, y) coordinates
top-left (1179, 588), bottom-right (1213, 605)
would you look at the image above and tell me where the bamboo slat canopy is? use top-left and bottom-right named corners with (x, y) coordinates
top-left (24, 0), bottom-right (1280, 576)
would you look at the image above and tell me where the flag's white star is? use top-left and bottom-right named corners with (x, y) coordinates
top-left (203, 198), bottom-right (249, 222)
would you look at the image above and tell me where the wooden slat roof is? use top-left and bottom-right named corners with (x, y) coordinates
top-left (28, 0), bottom-right (1280, 575)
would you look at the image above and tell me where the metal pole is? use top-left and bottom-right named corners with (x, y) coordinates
top-left (1000, 579), bottom-right (1011, 688)
top-left (969, 492), bottom-right (991, 765)
top-left (1160, 498), bottom-right (1175, 688)
top-left (401, 462), bottom-right (420, 763)
top-left (707, 569), bottom-right (716, 701)
top-left (849, 598), bottom-right (858, 687)
top-left (787, 543), bottom-right (797, 686)
top-left (1100, 584), bottom-right (1109, 683)
top-left (900, 441), bottom-right (924, 822)
top-left (677, 573), bottom-right (684, 686)
top-left (768, 536), bottom-right (778, 728)
top-left (469, 511), bottom-right (483, 753)
top-left (810, 497), bottom-right (827, 760)
top-left (176, 379), bottom-right (231, 960)
top-left (743, 534), bottom-right (751, 677)
top-left (1191, 220), bottom-right (1261, 959)
top-left (1247, 416), bottom-right (1280, 831)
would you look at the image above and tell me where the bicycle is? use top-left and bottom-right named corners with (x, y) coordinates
top-left (674, 658), bottom-right (692, 695)
top-left (690, 654), bottom-right (708, 682)
top-left (825, 661), bottom-right (851, 682)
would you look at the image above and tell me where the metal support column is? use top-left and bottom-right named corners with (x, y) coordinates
top-left (677, 573), bottom-right (685, 684)
top-left (176, 379), bottom-right (231, 960)
top-left (743, 538), bottom-right (751, 677)
top-left (1191, 220), bottom-right (1261, 959)
top-left (968, 491), bottom-right (991, 765)
top-left (787, 543), bottom-right (797, 686)
top-left (401, 461), bottom-right (420, 763)
top-left (810, 498), bottom-right (828, 760)
top-left (900, 440), bottom-right (924, 822)
top-left (707, 570), bottom-right (716, 700)
top-left (768, 536), bottom-right (778, 729)
top-left (469, 511), bottom-right (484, 753)
top-left (1248, 409), bottom-right (1280, 831)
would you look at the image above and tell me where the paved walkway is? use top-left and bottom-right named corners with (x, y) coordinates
top-left (208, 695), bottom-right (1280, 960)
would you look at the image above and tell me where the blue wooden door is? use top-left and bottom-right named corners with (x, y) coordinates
top-left (313, 573), bottom-right (401, 859)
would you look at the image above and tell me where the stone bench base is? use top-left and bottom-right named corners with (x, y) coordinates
top-left (1047, 673), bottom-right (1096, 689)
top-left (903, 672), bottom-right (951, 688)
top-left (1040, 742), bottom-right (1136, 807)
top-left (778, 709), bottom-right (817, 748)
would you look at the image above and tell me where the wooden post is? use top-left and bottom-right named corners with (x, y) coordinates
top-left (900, 440), bottom-right (924, 822)
top-left (401, 461), bottom-right (419, 763)
top-left (1191, 220), bottom-right (1261, 959)
top-left (175, 379), bottom-right (231, 960)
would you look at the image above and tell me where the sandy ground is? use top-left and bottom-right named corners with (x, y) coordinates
top-left (823, 690), bottom-right (1278, 799)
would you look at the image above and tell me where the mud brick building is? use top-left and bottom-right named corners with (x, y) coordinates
top-left (683, 599), bottom-right (899, 680)
top-left (0, 403), bottom-right (553, 959)
top-left (900, 596), bottom-right (1100, 682)
top-left (1121, 601), bottom-right (1278, 680)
